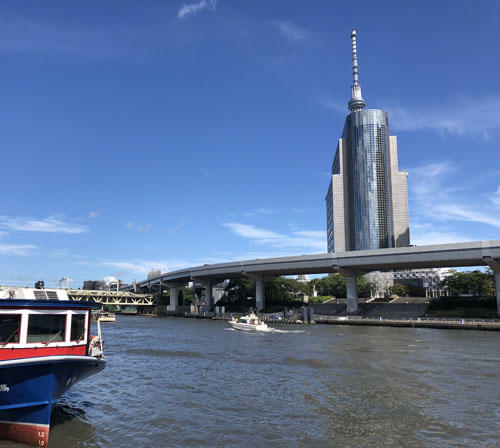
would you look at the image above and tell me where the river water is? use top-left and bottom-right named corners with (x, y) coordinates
top-left (2, 316), bottom-right (499, 447)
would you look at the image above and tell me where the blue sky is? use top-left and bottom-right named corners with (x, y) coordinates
top-left (0, 0), bottom-right (499, 287)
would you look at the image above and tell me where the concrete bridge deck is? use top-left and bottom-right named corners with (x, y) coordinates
top-left (128, 240), bottom-right (500, 315)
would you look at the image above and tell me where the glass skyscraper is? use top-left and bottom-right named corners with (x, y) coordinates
top-left (326, 30), bottom-right (410, 253)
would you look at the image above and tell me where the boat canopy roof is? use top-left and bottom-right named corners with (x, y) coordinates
top-left (0, 287), bottom-right (69, 301)
top-left (0, 299), bottom-right (101, 309)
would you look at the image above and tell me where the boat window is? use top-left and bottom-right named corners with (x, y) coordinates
top-left (27, 314), bottom-right (66, 343)
top-left (0, 314), bottom-right (21, 344)
top-left (71, 314), bottom-right (86, 341)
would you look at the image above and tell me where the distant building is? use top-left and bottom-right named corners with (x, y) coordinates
top-left (83, 280), bottom-right (106, 290)
top-left (326, 30), bottom-right (410, 253)
top-left (365, 268), bottom-right (452, 298)
top-left (297, 274), bottom-right (309, 283)
top-left (393, 268), bottom-right (451, 298)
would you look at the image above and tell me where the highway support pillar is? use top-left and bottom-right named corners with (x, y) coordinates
top-left (495, 271), bottom-right (500, 316)
top-left (256, 274), bottom-right (265, 311)
top-left (169, 287), bottom-right (179, 312)
top-left (483, 256), bottom-right (500, 316)
top-left (204, 279), bottom-right (214, 312)
top-left (346, 275), bottom-right (358, 315)
top-left (302, 306), bottom-right (314, 323)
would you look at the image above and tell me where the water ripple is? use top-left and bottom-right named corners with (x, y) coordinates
top-left (38, 316), bottom-right (500, 448)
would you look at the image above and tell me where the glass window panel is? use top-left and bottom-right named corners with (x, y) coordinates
top-left (0, 314), bottom-right (21, 344)
top-left (71, 314), bottom-right (86, 341)
top-left (27, 314), bottom-right (66, 343)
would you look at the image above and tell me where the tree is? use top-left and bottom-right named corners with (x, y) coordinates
top-left (388, 283), bottom-right (408, 297)
top-left (357, 277), bottom-right (374, 298)
top-left (309, 274), bottom-right (374, 298)
top-left (311, 274), bottom-right (346, 297)
top-left (407, 284), bottom-right (426, 297)
top-left (179, 287), bottom-right (195, 304)
top-left (265, 277), bottom-right (308, 304)
top-left (440, 270), bottom-right (495, 297)
top-left (224, 278), bottom-right (256, 302)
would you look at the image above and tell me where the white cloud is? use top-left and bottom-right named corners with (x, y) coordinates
top-left (138, 224), bottom-right (152, 232)
top-left (409, 224), bottom-right (472, 246)
top-left (89, 210), bottom-right (100, 219)
top-left (319, 96), bottom-right (347, 114)
top-left (103, 249), bottom-right (312, 279)
top-left (0, 243), bottom-right (37, 256)
top-left (223, 222), bottom-right (280, 240)
top-left (321, 96), bottom-right (500, 141)
top-left (408, 161), bottom-right (500, 241)
top-left (170, 219), bottom-right (187, 234)
top-left (103, 259), bottom-right (193, 275)
top-left (125, 221), bottom-right (134, 230)
top-left (243, 207), bottom-right (275, 217)
top-left (0, 16), bottom-right (142, 59)
top-left (387, 97), bottom-right (500, 141)
top-left (488, 187), bottom-right (500, 208)
top-left (0, 215), bottom-right (88, 234)
top-left (50, 248), bottom-right (69, 258)
top-left (272, 21), bottom-right (309, 42)
top-left (103, 275), bottom-right (118, 284)
top-left (178, 0), bottom-right (218, 20)
top-left (222, 222), bottom-right (326, 251)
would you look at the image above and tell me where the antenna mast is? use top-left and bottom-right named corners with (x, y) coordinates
top-left (348, 29), bottom-right (366, 112)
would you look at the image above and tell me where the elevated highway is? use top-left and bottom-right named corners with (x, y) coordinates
top-left (128, 240), bottom-right (500, 314)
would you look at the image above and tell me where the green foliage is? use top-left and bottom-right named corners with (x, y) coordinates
top-left (224, 278), bottom-right (256, 302)
top-left (221, 276), bottom-right (308, 311)
top-left (357, 277), bottom-right (374, 298)
top-left (388, 283), bottom-right (408, 297)
top-left (440, 270), bottom-right (495, 297)
top-left (179, 287), bottom-right (195, 305)
top-left (310, 274), bottom-right (374, 298)
top-left (429, 307), bottom-right (498, 319)
top-left (308, 295), bottom-right (333, 303)
top-left (217, 278), bottom-right (256, 312)
top-left (427, 295), bottom-right (496, 311)
top-left (427, 295), bottom-right (498, 318)
top-left (310, 274), bottom-right (345, 297)
top-left (157, 293), bottom-right (170, 305)
top-left (265, 277), bottom-right (308, 305)
top-left (407, 285), bottom-right (427, 297)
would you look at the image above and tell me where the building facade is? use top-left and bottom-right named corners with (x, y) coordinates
top-left (83, 280), bottom-right (106, 290)
top-left (326, 30), bottom-right (410, 252)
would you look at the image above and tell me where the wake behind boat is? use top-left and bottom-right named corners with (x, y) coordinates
top-left (228, 312), bottom-right (270, 332)
top-left (0, 286), bottom-right (106, 447)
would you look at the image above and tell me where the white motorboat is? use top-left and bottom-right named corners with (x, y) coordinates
top-left (228, 312), bottom-right (270, 331)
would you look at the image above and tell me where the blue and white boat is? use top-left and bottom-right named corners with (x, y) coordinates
top-left (0, 286), bottom-right (106, 446)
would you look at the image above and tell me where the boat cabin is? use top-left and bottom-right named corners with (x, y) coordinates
top-left (0, 288), bottom-right (96, 361)
top-left (237, 317), bottom-right (259, 325)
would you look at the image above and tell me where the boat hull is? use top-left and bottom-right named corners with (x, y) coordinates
top-left (0, 356), bottom-right (106, 446)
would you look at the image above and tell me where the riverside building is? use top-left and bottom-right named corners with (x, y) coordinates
top-left (326, 30), bottom-right (410, 253)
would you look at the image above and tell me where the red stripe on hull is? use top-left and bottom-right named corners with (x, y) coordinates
top-left (0, 421), bottom-right (50, 447)
top-left (0, 345), bottom-right (86, 360)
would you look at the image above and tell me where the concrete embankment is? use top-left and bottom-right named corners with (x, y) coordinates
top-left (158, 310), bottom-right (500, 330)
top-left (313, 315), bottom-right (500, 331)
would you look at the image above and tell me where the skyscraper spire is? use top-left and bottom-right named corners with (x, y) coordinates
top-left (348, 29), bottom-right (366, 112)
